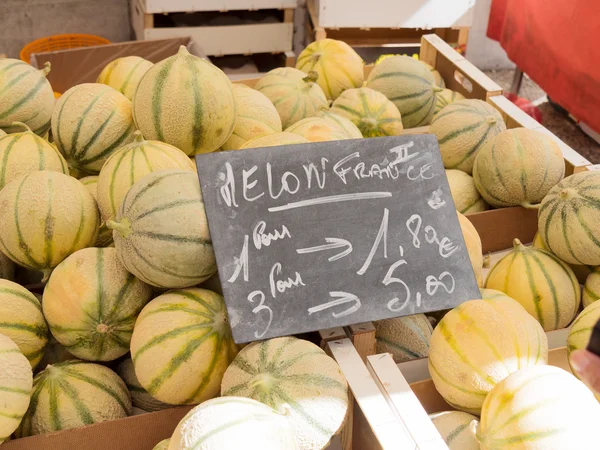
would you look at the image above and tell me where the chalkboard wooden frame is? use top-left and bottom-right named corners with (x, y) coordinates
top-left (197, 135), bottom-right (480, 344)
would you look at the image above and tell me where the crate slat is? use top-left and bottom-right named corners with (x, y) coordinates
top-left (139, 0), bottom-right (298, 14)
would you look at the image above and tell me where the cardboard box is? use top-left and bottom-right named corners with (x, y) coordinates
top-left (29, 37), bottom-right (206, 95)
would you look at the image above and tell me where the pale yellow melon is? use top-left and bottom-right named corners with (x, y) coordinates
top-left (0, 122), bottom-right (68, 190)
top-left (97, 56), bottom-right (154, 101)
top-left (240, 132), bottom-right (310, 149)
top-left (254, 68), bottom-right (328, 129)
top-left (429, 297), bottom-right (548, 415)
top-left (374, 314), bottom-right (433, 363)
top-left (285, 117), bottom-right (356, 142)
top-left (429, 411), bottom-right (479, 450)
top-left (0, 130), bottom-right (6, 137)
top-left (457, 211), bottom-right (484, 287)
top-left (567, 300), bottom-right (600, 392)
top-left (434, 89), bottom-right (465, 116)
top-left (97, 130), bottom-right (195, 221)
top-left (296, 38), bottom-right (364, 100)
top-left (0, 334), bottom-right (33, 443)
top-left (222, 84), bottom-right (282, 150)
top-left (446, 169), bottom-right (488, 214)
top-left (154, 439), bottom-right (170, 450)
top-left (584, 267), bottom-right (600, 307)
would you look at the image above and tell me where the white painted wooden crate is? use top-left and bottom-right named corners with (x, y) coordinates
top-left (137, 0), bottom-right (298, 14)
top-left (312, 0), bottom-right (475, 29)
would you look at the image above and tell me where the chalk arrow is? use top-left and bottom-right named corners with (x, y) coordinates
top-left (307, 291), bottom-right (361, 319)
top-left (296, 238), bottom-right (353, 262)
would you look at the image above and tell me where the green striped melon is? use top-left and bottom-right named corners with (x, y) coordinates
top-left (567, 301), bottom-right (600, 386)
top-left (285, 117), bottom-right (356, 142)
top-left (222, 84), bottom-right (282, 150)
top-left (431, 99), bottom-right (506, 174)
top-left (108, 170), bottom-right (216, 288)
top-left (97, 56), bottom-right (154, 101)
top-left (52, 83), bottom-right (136, 173)
top-left (239, 132), bottom-right (310, 149)
top-left (134, 46), bottom-right (236, 156)
top-left (43, 247), bottom-right (152, 361)
top-left (316, 109), bottom-right (363, 139)
top-left (434, 89), bottom-right (465, 116)
top-left (130, 288), bottom-right (238, 405)
top-left (446, 169), bottom-right (488, 214)
top-left (97, 130), bottom-right (195, 221)
top-left (169, 397), bottom-right (297, 450)
top-left (254, 68), bottom-right (328, 129)
top-left (486, 239), bottom-right (580, 331)
top-left (79, 176), bottom-right (114, 247)
top-left (296, 38), bottom-right (364, 100)
top-left (0, 130), bottom-right (6, 137)
top-left (0, 122), bottom-right (68, 190)
top-left (36, 335), bottom-right (72, 372)
top-left (583, 268), bottom-right (600, 307)
top-left (0, 250), bottom-right (15, 281)
top-left (373, 314), bottom-right (432, 363)
top-left (422, 62), bottom-right (445, 89)
top-left (117, 358), bottom-right (170, 412)
top-left (221, 336), bottom-right (349, 450)
top-left (473, 128), bottom-right (565, 208)
top-left (538, 171), bottom-right (600, 266)
top-left (0, 60), bottom-right (55, 136)
top-left (330, 87), bottom-right (403, 137)
top-left (475, 365), bottom-right (600, 449)
top-left (0, 171), bottom-right (99, 280)
top-left (429, 411), bottom-right (478, 450)
top-left (154, 439), bottom-right (170, 450)
top-left (0, 334), bottom-right (33, 443)
top-left (457, 211), bottom-right (484, 287)
top-left (366, 55), bottom-right (442, 128)
top-left (0, 279), bottom-right (48, 369)
top-left (532, 232), bottom-right (595, 285)
top-left (16, 360), bottom-right (132, 437)
top-left (428, 297), bottom-right (548, 415)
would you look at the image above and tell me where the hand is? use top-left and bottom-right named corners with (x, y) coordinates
top-left (570, 349), bottom-right (600, 394)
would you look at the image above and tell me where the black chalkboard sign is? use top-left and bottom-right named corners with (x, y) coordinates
top-left (196, 135), bottom-right (480, 344)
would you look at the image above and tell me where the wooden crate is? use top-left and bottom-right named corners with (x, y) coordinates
top-left (137, 0), bottom-right (298, 14)
top-left (130, 0), bottom-right (295, 58)
top-left (305, 0), bottom-right (470, 48)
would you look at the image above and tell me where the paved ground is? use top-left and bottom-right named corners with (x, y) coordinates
top-left (484, 69), bottom-right (600, 164)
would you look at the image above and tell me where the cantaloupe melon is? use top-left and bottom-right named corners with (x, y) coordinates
top-left (52, 83), bottom-right (136, 173)
top-left (0, 250), bottom-right (15, 281)
top-left (431, 99), bottom-right (506, 174)
top-left (131, 288), bottom-right (238, 405)
top-left (532, 232), bottom-right (595, 285)
top-left (169, 397), bottom-right (297, 450)
top-left (316, 109), bottom-right (363, 139)
top-left (476, 365), bottom-right (600, 449)
top-left (296, 38), bottom-right (364, 100)
top-left (473, 128), bottom-right (565, 208)
top-left (0, 334), bottom-right (32, 443)
top-left (79, 176), bottom-right (114, 247)
top-left (254, 68), bottom-right (328, 129)
top-left (133, 46), bottom-right (236, 156)
top-left (429, 411), bottom-right (478, 450)
top-left (567, 301), bottom-right (600, 386)
top-left (108, 170), bottom-right (216, 288)
top-left (583, 268), bottom-right (600, 307)
top-left (43, 247), bottom-right (152, 362)
top-left (17, 360), bottom-right (132, 437)
top-left (0, 130), bottom-right (6, 137)
top-left (0, 171), bottom-right (99, 279)
top-left (97, 131), bottom-right (195, 221)
top-left (446, 169), bottom-right (488, 214)
top-left (221, 336), bottom-right (348, 450)
top-left (97, 56), bottom-right (154, 101)
top-left (434, 89), bottom-right (465, 116)
top-left (485, 239), bottom-right (580, 331)
top-left (480, 288), bottom-right (515, 301)
top-left (117, 358), bottom-right (170, 412)
top-left (538, 171), bottom-right (600, 266)
top-left (0, 60), bottom-right (55, 136)
top-left (330, 87), bottom-right (403, 137)
top-left (421, 62), bottom-right (445, 89)
top-left (240, 132), bottom-right (310, 149)
top-left (222, 84), bottom-right (282, 150)
top-left (366, 55), bottom-right (442, 128)
top-left (428, 297), bottom-right (548, 414)
top-left (457, 211), bottom-right (484, 287)
top-left (374, 314), bottom-right (432, 363)
top-left (154, 439), bottom-right (170, 450)
top-left (285, 117), bottom-right (356, 142)
top-left (0, 279), bottom-right (48, 369)
top-left (0, 122), bottom-right (68, 190)
top-left (36, 335), bottom-right (72, 372)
